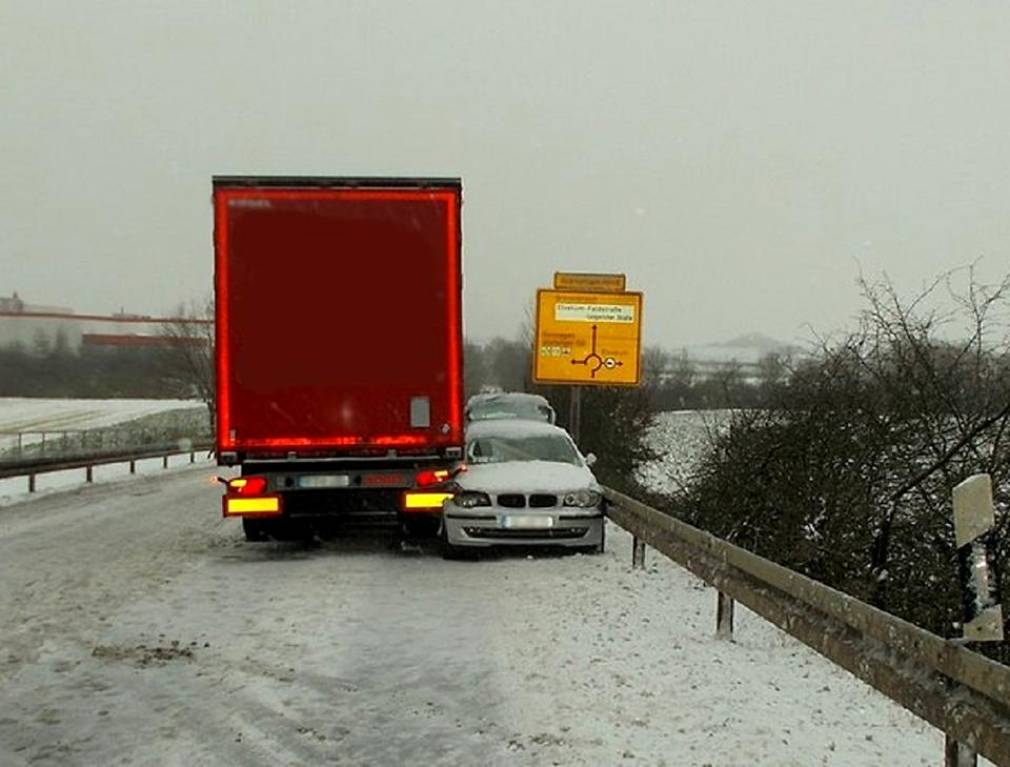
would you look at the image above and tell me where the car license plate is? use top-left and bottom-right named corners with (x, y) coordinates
top-left (298, 475), bottom-right (351, 489)
top-left (500, 515), bottom-right (554, 529)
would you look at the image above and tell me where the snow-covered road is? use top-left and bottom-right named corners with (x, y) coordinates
top-left (0, 465), bottom-right (954, 766)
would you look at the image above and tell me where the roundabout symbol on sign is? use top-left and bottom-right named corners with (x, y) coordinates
top-left (571, 324), bottom-right (624, 379)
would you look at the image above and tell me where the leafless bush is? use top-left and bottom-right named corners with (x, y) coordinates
top-left (673, 268), bottom-right (1010, 660)
top-left (158, 296), bottom-right (215, 429)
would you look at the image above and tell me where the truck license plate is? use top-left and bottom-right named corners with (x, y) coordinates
top-left (501, 515), bottom-right (554, 529)
top-left (298, 475), bottom-right (351, 489)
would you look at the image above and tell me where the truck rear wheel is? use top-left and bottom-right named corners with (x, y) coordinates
top-left (403, 515), bottom-right (440, 538)
top-left (242, 518), bottom-right (269, 542)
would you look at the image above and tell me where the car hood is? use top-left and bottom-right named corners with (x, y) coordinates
top-left (455, 461), bottom-right (598, 494)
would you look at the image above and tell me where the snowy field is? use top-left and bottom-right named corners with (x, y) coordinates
top-left (0, 397), bottom-right (203, 433)
top-left (0, 462), bottom-right (980, 766)
top-left (636, 410), bottom-right (732, 495)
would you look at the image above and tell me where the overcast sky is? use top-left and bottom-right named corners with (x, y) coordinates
top-left (3, 1), bottom-right (1009, 346)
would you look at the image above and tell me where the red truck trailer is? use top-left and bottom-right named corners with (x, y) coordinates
top-left (213, 176), bottom-right (463, 541)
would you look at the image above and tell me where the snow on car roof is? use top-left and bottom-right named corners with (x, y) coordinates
top-left (465, 418), bottom-right (572, 441)
top-left (466, 391), bottom-right (552, 408)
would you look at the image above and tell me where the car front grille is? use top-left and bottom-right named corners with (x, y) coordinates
top-left (492, 493), bottom-right (559, 509)
top-left (462, 527), bottom-right (589, 540)
top-left (528, 494), bottom-right (557, 508)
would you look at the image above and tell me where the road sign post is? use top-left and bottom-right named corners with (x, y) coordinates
top-left (568, 385), bottom-right (582, 444)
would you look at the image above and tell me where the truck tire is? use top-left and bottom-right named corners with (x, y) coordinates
top-left (269, 519), bottom-right (312, 543)
top-left (242, 518), bottom-right (269, 542)
top-left (403, 515), bottom-right (440, 538)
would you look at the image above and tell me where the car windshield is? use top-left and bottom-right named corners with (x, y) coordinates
top-left (467, 433), bottom-right (581, 466)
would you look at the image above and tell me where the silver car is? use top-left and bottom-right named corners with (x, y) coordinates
top-left (441, 419), bottom-right (605, 556)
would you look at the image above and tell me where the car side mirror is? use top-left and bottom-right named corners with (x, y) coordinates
top-left (585, 452), bottom-right (597, 467)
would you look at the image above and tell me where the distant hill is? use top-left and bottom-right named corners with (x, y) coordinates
top-left (668, 332), bottom-right (803, 366)
top-left (715, 332), bottom-right (789, 353)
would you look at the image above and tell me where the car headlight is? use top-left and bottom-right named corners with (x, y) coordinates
top-left (563, 489), bottom-right (601, 508)
top-left (454, 491), bottom-right (492, 508)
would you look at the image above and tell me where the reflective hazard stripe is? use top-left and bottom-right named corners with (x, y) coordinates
top-left (403, 492), bottom-right (453, 510)
top-left (225, 497), bottom-right (281, 515)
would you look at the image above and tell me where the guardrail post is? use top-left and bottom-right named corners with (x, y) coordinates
top-left (632, 536), bottom-right (646, 569)
top-left (85, 465), bottom-right (93, 483)
top-left (945, 734), bottom-right (978, 766)
top-left (716, 591), bottom-right (735, 640)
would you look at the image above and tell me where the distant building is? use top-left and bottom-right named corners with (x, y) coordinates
top-left (0, 292), bottom-right (24, 313)
top-left (0, 292), bottom-right (211, 353)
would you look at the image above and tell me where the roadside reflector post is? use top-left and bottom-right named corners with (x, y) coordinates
top-left (129, 460), bottom-right (136, 474)
top-left (85, 465), bottom-right (93, 483)
top-left (162, 455), bottom-right (169, 470)
top-left (190, 452), bottom-right (195, 464)
top-left (952, 474), bottom-right (1004, 643)
top-left (631, 536), bottom-right (646, 569)
top-left (945, 734), bottom-right (978, 767)
top-left (716, 591), bottom-right (735, 640)
top-left (28, 473), bottom-right (36, 493)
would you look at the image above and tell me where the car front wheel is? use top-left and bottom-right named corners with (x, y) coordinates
top-left (581, 519), bottom-right (605, 554)
top-left (440, 519), bottom-right (472, 560)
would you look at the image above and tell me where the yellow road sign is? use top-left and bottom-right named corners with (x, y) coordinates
top-left (553, 272), bottom-right (626, 293)
top-left (533, 289), bottom-right (643, 386)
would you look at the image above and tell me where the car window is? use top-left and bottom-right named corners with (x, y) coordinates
top-left (467, 434), bottom-right (581, 465)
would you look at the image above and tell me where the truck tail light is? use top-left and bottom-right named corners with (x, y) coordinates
top-left (223, 475), bottom-right (280, 518)
top-left (402, 491), bottom-right (453, 512)
top-left (228, 476), bottom-right (267, 495)
top-left (415, 469), bottom-right (450, 487)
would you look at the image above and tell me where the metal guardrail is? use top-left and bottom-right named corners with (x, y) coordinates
top-left (0, 441), bottom-right (213, 491)
top-left (0, 428), bottom-right (206, 461)
top-left (603, 486), bottom-right (1010, 767)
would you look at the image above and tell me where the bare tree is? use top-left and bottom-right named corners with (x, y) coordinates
top-left (159, 295), bottom-right (215, 430)
top-left (641, 345), bottom-right (669, 389)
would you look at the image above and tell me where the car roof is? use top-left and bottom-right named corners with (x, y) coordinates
top-left (465, 418), bottom-right (572, 441)
top-left (466, 391), bottom-right (551, 408)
